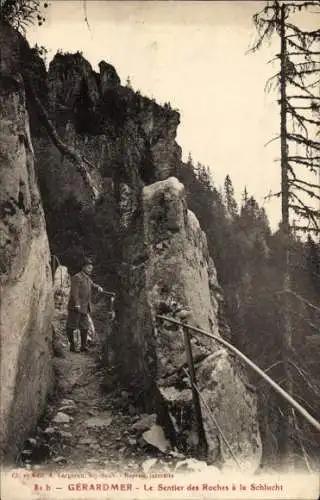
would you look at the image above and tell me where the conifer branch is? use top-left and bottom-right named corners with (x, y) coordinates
top-left (287, 50), bottom-right (320, 57)
top-left (289, 182), bottom-right (320, 201)
top-left (287, 38), bottom-right (320, 55)
top-left (288, 308), bottom-right (320, 335)
top-left (285, 23), bottom-right (320, 38)
top-left (288, 157), bottom-right (320, 169)
top-left (306, 78), bottom-right (320, 89)
top-left (282, 1), bottom-right (320, 9)
top-left (287, 133), bottom-right (320, 150)
top-left (285, 289), bottom-right (320, 314)
top-left (265, 72), bottom-right (281, 92)
top-left (294, 105), bottom-right (320, 110)
top-left (290, 359), bottom-right (320, 397)
top-left (296, 69), bottom-right (320, 76)
top-left (289, 193), bottom-right (319, 229)
top-left (286, 102), bottom-right (309, 133)
top-left (287, 105), bottom-right (320, 126)
top-left (292, 409), bottom-right (314, 474)
top-left (264, 134), bottom-right (281, 147)
top-left (287, 95), bottom-right (320, 100)
top-left (287, 76), bottom-right (317, 98)
top-left (291, 225), bottom-right (320, 234)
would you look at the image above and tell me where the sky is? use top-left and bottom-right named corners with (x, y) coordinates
top-left (26, 0), bottom-right (319, 231)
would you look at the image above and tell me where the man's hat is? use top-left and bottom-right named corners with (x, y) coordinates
top-left (83, 256), bottom-right (94, 266)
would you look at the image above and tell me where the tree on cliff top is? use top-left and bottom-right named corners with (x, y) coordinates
top-left (224, 174), bottom-right (238, 219)
top-left (0, 0), bottom-right (92, 34)
top-left (0, 0), bottom-right (48, 33)
top-left (1, 0), bottom-right (99, 201)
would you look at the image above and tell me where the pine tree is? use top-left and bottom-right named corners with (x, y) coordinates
top-left (125, 76), bottom-right (132, 89)
top-left (241, 186), bottom-right (249, 208)
top-left (251, 0), bottom-right (320, 467)
top-left (252, 0), bottom-right (320, 235)
top-left (223, 174), bottom-right (238, 219)
top-left (306, 235), bottom-right (320, 294)
top-left (187, 152), bottom-right (193, 167)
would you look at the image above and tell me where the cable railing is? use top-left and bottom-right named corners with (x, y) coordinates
top-left (156, 314), bottom-right (320, 444)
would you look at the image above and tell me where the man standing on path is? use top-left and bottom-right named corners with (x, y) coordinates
top-left (66, 257), bottom-right (104, 352)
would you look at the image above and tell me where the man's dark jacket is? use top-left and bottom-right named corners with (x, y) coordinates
top-left (68, 271), bottom-right (99, 314)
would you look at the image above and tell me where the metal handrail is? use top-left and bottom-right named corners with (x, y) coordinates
top-left (156, 314), bottom-right (320, 433)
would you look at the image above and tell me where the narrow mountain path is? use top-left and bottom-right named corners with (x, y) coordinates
top-left (40, 347), bottom-right (148, 472)
top-left (19, 322), bottom-right (181, 475)
top-left (17, 288), bottom-right (203, 477)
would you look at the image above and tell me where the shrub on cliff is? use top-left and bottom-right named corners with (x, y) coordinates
top-left (0, 0), bottom-right (48, 33)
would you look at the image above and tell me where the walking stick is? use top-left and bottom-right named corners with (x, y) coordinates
top-left (101, 290), bottom-right (116, 298)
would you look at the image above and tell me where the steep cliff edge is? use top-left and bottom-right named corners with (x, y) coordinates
top-left (0, 22), bottom-right (54, 463)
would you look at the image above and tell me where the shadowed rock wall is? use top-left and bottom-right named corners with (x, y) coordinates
top-left (0, 22), bottom-right (54, 463)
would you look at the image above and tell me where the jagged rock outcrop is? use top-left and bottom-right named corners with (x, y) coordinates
top-left (99, 60), bottom-right (121, 93)
top-left (29, 51), bottom-right (181, 220)
top-left (48, 51), bottom-right (101, 112)
top-left (0, 22), bottom-right (54, 463)
top-left (118, 177), bottom-right (262, 471)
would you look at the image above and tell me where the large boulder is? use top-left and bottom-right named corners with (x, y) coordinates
top-left (118, 177), bottom-right (262, 471)
top-left (0, 22), bottom-right (54, 463)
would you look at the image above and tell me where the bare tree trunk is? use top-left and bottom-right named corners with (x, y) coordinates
top-left (279, 2), bottom-right (294, 470)
top-left (23, 72), bottom-right (99, 202)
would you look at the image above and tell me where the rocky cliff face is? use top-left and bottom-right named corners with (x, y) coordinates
top-left (31, 50), bottom-right (181, 211)
top-left (119, 177), bottom-right (262, 471)
top-left (26, 49), bottom-right (181, 277)
top-left (0, 29), bottom-right (261, 469)
top-left (0, 22), bottom-right (53, 462)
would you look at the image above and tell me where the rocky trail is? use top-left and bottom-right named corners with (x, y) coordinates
top-left (16, 307), bottom-right (194, 476)
top-left (38, 351), bottom-right (138, 471)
